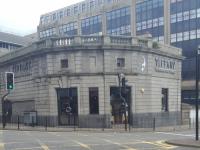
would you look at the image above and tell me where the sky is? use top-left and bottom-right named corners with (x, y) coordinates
top-left (0, 0), bottom-right (82, 36)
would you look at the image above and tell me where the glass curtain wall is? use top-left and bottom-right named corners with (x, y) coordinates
top-left (136, 0), bottom-right (164, 42)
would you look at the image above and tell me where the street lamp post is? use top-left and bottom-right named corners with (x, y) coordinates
top-left (196, 46), bottom-right (200, 141)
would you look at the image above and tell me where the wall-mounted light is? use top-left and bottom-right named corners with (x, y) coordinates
top-left (140, 88), bottom-right (145, 94)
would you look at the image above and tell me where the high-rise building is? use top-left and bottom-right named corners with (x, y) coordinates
top-left (38, 0), bottom-right (198, 103)
top-left (136, 0), bottom-right (200, 104)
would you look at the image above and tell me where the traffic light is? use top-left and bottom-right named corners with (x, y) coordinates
top-left (5, 72), bottom-right (14, 90)
top-left (122, 77), bottom-right (126, 87)
top-left (122, 77), bottom-right (128, 94)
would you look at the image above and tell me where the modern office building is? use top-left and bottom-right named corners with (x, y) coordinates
top-left (38, 0), bottom-right (200, 104)
top-left (0, 32), bottom-right (29, 55)
top-left (136, 0), bottom-right (200, 104)
top-left (0, 35), bottom-right (182, 127)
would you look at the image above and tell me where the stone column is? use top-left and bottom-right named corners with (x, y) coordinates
top-left (164, 0), bottom-right (171, 45)
top-left (131, 0), bottom-right (136, 37)
top-left (77, 15), bottom-right (82, 35)
top-left (102, 11), bottom-right (107, 36)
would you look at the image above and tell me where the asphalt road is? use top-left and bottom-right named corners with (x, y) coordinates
top-left (0, 129), bottom-right (198, 150)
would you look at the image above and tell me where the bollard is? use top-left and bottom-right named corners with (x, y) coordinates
top-left (45, 116), bottom-right (47, 131)
top-left (153, 118), bottom-right (156, 131)
top-left (74, 115), bottom-right (76, 131)
top-left (17, 116), bottom-right (20, 130)
top-left (102, 115), bottom-right (105, 131)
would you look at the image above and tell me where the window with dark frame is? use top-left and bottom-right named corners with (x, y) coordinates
top-left (117, 58), bottom-right (125, 67)
top-left (89, 87), bottom-right (99, 114)
top-left (61, 59), bottom-right (68, 68)
top-left (161, 88), bottom-right (168, 112)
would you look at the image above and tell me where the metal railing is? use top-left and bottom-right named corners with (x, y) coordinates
top-left (0, 114), bottom-right (187, 132)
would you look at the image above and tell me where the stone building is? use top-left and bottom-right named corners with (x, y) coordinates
top-left (0, 35), bottom-right (182, 127)
top-left (38, 0), bottom-right (200, 108)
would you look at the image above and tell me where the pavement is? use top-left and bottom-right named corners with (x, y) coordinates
top-left (0, 129), bottom-right (198, 150)
top-left (166, 139), bottom-right (200, 148)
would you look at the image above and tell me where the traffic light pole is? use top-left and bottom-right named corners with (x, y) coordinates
top-left (118, 74), bottom-right (128, 131)
top-left (1, 91), bottom-right (10, 129)
top-left (196, 48), bottom-right (200, 140)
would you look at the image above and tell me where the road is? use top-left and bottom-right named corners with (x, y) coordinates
top-left (0, 129), bottom-right (198, 150)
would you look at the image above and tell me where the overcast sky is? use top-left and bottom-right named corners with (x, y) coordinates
top-left (0, 0), bottom-right (82, 36)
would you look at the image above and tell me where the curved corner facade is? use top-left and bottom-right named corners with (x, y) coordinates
top-left (0, 36), bottom-right (182, 128)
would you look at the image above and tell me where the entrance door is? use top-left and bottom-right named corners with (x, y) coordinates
top-left (110, 87), bottom-right (131, 125)
top-left (57, 88), bottom-right (78, 125)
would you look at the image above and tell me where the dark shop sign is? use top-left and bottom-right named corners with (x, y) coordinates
top-left (155, 57), bottom-right (176, 74)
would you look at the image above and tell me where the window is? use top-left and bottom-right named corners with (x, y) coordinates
top-left (106, 7), bottom-right (131, 36)
top-left (74, 6), bottom-right (78, 14)
top-left (170, 33), bottom-right (176, 43)
top-left (59, 11), bottom-right (63, 19)
top-left (177, 32), bottom-right (183, 42)
top-left (161, 88), bottom-right (168, 112)
top-left (183, 31), bottom-right (189, 41)
top-left (190, 9), bottom-right (196, 19)
top-left (170, 14), bottom-right (176, 23)
top-left (190, 30), bottom-right (196, 40)
top-left (90, 1), bottom-right (95, 9)
top-left (82, 3), bottom-right (86, 12)
top-left (117, 58), bottom-right (125, 67)
top-left (52, 13), bottom-right (57, 21)
top-left (59, 22), bottom-right (78, 36)
top-left (183, 11), bottom-right (189, 21)
top-left (61, 59), bottom-right (68, 68)
top-left (39, 28), bottom-right (56, 39)
top-left (177, 12), bottom-right (183, 22)
top-left (197, 29), bottom-right (200, 39)
top-left (81, 15), bottom-right (102, 35)
top-left (89, 87), bottom-right (99, 114)
top-left (66, 9), bottom-right (70, 16)
top-left (197, 8), bottom-right (200, 18)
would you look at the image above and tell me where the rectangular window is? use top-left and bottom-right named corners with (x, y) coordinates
top-left (90, 1), bottom-right (95, 9)
top-left (74, 6), bottom-right (78, 14)
top-left (66, 9), bottom-right (70, 16)
top-left (82, 3), bottom-right (86, 12)
top-left (61, 59), bottom-right (68, 68)
top-left (161, 88), bottom-right (168, 112)
top-left (89, 87), bottom-right (99, 114)
top-left (117, 58), bottom-right (125, 67)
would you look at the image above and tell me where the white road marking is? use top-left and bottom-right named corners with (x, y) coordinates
top-left (73, 140), bottom-right (92, 149)
top-left (156, 132), bottom-right (194, 137)
top-left (104, 139), bottom-right (137, 150)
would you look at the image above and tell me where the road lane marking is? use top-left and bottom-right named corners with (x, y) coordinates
top-left (104, 139), bottom-right (137, 150)
top-left (13, 146), bottom-right (42, 150)
top-left (41, 145), bottom-right (50, 150)
top-left (73, 140), bottom-right (92, 150)
top-left (156, 132), bottom-right (194, 137)
top-left (0, 143), bottom-right (4, 150)
top-left (142, 140), bottom-right (177, 149)
top-left (36, 139), bottom-right (50, 150)
top-left (0, 130), bottom-right (4, 150)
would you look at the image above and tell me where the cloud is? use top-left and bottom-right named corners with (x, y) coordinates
top-left (0, 0), bottom-right (83, 36)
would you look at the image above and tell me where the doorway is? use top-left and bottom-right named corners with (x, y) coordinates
top-left (110, 86), bottom-right (131, 124)
top-left (56, 88), bottom-right (78, 125)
